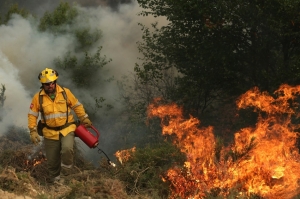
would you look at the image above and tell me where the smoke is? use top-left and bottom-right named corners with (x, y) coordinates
top-left (0, 0), bottom-right (167, 163)
top-left (0, 51), bottom-right (30, 130)
top-left (0, 0), bottom-right (132, 17)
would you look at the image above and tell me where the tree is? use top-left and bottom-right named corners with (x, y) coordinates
top-left (39, 2), bottom-right (111, 87)
top-left (38, 2), bottom-right (112, 116)
top-left (54, 47), bottom-right (111, 88)
top-left (0, 84), bottom-right (6, 122)
top-left (0, 84), bottom-right (6, 108)
top-left (135, 0), bottom-right (300, 117)
top-left (1, 3), bottom-right (29, 24)
top-left (38, 2), bottom-right (78, 32)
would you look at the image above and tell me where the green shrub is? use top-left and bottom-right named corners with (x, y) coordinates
top-left (115, 141), bottom-right (186, 198)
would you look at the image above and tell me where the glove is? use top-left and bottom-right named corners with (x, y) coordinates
top-left (80, 117), bottom-right (92, 128)
top-left (29, 128), bottom-right (40, 145)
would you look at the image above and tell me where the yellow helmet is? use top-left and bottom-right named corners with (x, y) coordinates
top-left (38, 68), bottom-right (59, 83)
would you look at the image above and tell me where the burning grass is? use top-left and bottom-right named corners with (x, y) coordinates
top-left (3, 84), bottom-right (300, 198)
top-left (0, 141), bottom-right (132, 198)
top-left (113, 142), bottom-right (186, 198)
top-left (147, 84), bottom-right (300, 199)
top-left (0, 127), bottom-right (151, 198)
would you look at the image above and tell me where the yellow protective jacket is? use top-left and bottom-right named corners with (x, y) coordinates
top-left (28, 84), bottom-right (88, 140)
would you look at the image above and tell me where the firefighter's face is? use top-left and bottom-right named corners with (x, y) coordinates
top-left (43, 81), bottom-right (56, 94)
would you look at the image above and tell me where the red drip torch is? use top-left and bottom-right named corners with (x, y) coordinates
top-left (75, 124), bottom-right (115, 167)
top-left (75, 125), bottom-right (99, 148)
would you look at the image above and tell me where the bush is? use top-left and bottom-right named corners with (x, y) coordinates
top-left (115, 141), bottom-right (186, 198)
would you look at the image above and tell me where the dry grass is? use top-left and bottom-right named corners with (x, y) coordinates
top-left (0, 129), bottom-right (134, 199)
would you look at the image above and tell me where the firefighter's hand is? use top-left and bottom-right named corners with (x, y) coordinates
top-left (80, 117), bottom-right (92, 128)
top-left (29, 128), bottom-right (40, 145)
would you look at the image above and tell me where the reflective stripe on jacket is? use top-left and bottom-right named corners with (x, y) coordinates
top-left (28, 84), bottom-right (88, 140)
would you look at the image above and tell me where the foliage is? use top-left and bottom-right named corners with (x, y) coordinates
top-left (0, 84), bottom-right (5, 107)
top-left (0, 131), bottom-right (135, 198)
top-left (117, 75), bottom-right (152, 126)
top-left (54, 47), bottom-right (111, 88)
top-left (39, 2), bottom-right (103, 50)
top-left (214, 136), bottom-right (224, 162)
top-left (1, 3), bottom-right (29, 24)
top-left (38, 1), bottom-right (112, 84)
top-left (75, 28), bottom-right (102, 51)
top-left (115, 142), bottom-right (186, 198)
top-left (225, 137), bottom-right (256, 163)
top-left (135, 0), bottom-right (300, 117)
top-left (117, 72), bottom-right (177, 145)
top-left (65, 174), bottom-right (129, 199)
top-left (3, 126), bottom-right (30, 145)
top-left (0, 84), bottom-right (6, 122)
top-left (0, 166), bottom-right (30, 195)
top-left (38, 2), bottom-right (78, 32)
top-left (38, 2), bottom-right (112, 117)
top-left (204, 185), bottom-right (265, 199)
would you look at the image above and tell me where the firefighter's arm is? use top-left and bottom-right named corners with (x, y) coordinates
top-left (28, 95), bottom-right (40, 145)
top-left (28, 94), bottom-right (39, 129)
top-left (66, 89), bottom-right (92, 127)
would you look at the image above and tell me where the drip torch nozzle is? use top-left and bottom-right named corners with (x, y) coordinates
top-left (97, 146), bottom-right (116, 167)
top-left (108, 160), bottom-right (116, 167)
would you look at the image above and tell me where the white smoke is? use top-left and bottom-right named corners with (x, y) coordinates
top-left (0, 51), bottom-right (30, 132)
top-left (0, 1), bottom-right (168, 162)
top-left (0, 13), bottom-right (78, 134)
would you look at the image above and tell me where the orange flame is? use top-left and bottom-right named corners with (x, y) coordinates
top-left (115, 147), bottom-right (136, 164)
top-left (33, 159), bottom-right (43, 166)
top-left (24, 152), bottom-right (47, 171)
top-left (147, 84), bottom-right (300, 199)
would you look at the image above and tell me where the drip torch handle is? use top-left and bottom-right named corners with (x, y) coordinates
top-left (89, 125), bottom-right (100, 139)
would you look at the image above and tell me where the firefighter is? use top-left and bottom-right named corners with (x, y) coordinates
top-left (28, 68), bottom-right (92, 183)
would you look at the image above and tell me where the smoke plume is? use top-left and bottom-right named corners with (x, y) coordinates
top-left (0, 0), bottom-right (167, 163)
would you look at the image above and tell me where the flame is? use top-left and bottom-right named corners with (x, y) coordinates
top-left (24, 152), bottom-right (47, 171)
top-left (147, 84), bottom-right (300, 199)
top-left (33, 159), bottom-right (43, 166)
top-left (115, 147), bottom-right (136, 164)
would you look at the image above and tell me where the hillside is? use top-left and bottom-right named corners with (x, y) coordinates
top-left (0, 128), bottom-right (152, 199)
